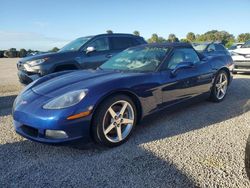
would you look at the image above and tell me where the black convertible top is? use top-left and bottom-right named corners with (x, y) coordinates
top-left (139, 42), bottom-right (192, 48)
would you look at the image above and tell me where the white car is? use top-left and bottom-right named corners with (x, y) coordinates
top-left (228, 42), bottom-right (244, 54)
top-left (231, 40), bottom-right (250, 73)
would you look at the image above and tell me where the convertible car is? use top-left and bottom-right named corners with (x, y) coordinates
top-left (12, 43), bottom-right (233, 147)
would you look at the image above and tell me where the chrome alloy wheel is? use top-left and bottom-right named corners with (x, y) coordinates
top-left (215, 72), bottom-right (228, 100)
top-left (102, 100), bottom-right (135, 143)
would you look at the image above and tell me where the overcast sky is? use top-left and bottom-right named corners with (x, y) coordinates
top-left (1, 0), bottom-right (250, 51)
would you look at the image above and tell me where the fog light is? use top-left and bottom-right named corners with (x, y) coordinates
top-left (45, 130), bottom-right (68, 139)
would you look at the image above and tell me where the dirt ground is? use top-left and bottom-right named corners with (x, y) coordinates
top-left (0, 58), bottom-right (249, 187)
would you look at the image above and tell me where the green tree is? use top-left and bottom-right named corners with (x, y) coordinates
top-left (186, 32), bottom-right (196, 42)
top-left (148, 33), bottom-right (159, 43)
top-left (237, 33), bottom-right (250, 42)
top-left (5, 48), bottom-right (17, 58)
top-left (106, 30), bottom-right (113, 34)
top-left (19, 49), bottom-right (27, 57)
top-left (196, 30), bottom-right (235, 45)
top-left (51, 47), bottom-right (59, 52)
top-left (180, 38), bottom-right (189, 43)
top-left (158, 37), bottom-right (167, 43)
top-left (167, 34), bottom-right (179, 42)
top-left (0, 51), bottom-right (4, 58)
top-left (133, 30), bottom-right (140, 36)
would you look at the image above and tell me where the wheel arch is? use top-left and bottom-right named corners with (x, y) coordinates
top-left (91, 90), bottom-right (143, 126)
top-left (218, 67), bottom-right (231, 85)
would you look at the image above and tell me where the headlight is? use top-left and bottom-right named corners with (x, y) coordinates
top-left (26, 58), bottom-right (48, 67)
top-left (43, 90), bottom-right (88, 109)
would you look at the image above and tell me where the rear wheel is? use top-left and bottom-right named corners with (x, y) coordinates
top-left (210, 70), bottom-right (229, 102)
top-left (92, 95), bottom-right (137, 147)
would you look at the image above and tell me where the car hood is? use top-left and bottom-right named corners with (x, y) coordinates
top-left (233, 48), bottom-right (250, 55)
top-left (20, 51), bottom-right (77, 63)
top-left (31, 70), bottom-right (127, 97)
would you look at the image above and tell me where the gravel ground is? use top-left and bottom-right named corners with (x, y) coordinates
top-left (0, 58), bottom-right (249, 187)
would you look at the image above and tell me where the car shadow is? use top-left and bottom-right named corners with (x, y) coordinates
top-left (133, 77), bottom-right (250, 144)
top-left (0, 77), bottom-right (249, 187)
top-left (0, 95), bottom-right (17, 117)
top-left (0, 140), bottom-right (197, 187)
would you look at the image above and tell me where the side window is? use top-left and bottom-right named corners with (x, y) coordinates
top-left (215, 44), bottom-right (226, 51)
top-left (110, 37), bottom-right (134, 50)
top-left (207, 44), bottom-right (216, 52)
top-left (87, 37), bottom-right (109, 52)
top-left (167, 48), bottom-right (200, 70)
top-left (132, 38), bottom-right (141, 46)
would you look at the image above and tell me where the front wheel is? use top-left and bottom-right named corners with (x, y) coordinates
top-left (210, 70), bottom-right (229, 102)
top-left (91, 95), bottom-right (137, 147)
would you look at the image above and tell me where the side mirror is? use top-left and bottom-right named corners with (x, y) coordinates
top-left (170, 62), bottom-right (194, 77)
top-left (86, 46), bottom-right (96, 54)
top-left (208, 48), bottom-right (215, 53)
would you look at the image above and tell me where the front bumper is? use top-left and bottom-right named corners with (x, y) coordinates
top-left (13, 110), bottom-right (92, 144)
top-left (233, 61), bottom-right (250, 73)
top-left (17, 70), bottom-right (41, 85)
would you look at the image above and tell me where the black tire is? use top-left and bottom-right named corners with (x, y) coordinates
top-left (91, 95), bottom-right (137, 147)
top-left (210, 70), bottom-right (229, 102)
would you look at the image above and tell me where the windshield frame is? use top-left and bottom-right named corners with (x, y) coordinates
top-left (100, 46), bottom-right (171, 73)
top-left (59, 36), bottom-right (93, 52)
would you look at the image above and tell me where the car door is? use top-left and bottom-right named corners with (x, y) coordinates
top-left (79, 37), bottom-right (111, 69)
top-left (160, 47), bottom-right (213, 107)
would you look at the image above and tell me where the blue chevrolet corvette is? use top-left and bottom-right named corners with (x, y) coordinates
top-left (13, 43), bottom-right (233, 147)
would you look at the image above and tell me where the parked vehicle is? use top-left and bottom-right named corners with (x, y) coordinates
top-left (17, 33), bottom-right (147, 85)
top-left (193, 42), bottom-right (230, 56)
top-left (12, 43), bottom-right (233, 147)
top-left (231, 40), bottom-right (250, 74)
top-left (228, 42), bottom-right (244, 53)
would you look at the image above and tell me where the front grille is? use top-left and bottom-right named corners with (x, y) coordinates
top-left (234, 60), bottom-right (250, 63)
top-left (21, 125), bottom-right (38, 137)
top-left (235, 65), bottom-right (250, 69)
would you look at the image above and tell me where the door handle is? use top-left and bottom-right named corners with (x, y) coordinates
top-left (106, 54), bottom-right (112, 58)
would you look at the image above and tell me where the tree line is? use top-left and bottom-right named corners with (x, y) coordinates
top-left (0, 47), bottom-right (60, 58)
top-left (1, 30), bottom-right (250, 58)
top-left (140, 30), bottom-right (250, 48)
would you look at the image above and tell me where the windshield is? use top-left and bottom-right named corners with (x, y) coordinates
top-left (59, 37), bottom-right (92, 52)
top-left (100, 47), bottom-right (169, 72)
top-left (228, 45), bottom-right (237, 50)
top-left (192, 44), bottom-right (208, 52)
top-left (241, 41), bottom-right (250, 48)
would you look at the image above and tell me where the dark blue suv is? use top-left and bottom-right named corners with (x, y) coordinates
top-left (17, 33), bottom-right (146, 84)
